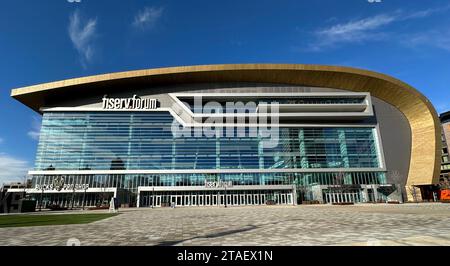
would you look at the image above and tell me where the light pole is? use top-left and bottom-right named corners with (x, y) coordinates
top-left (71, 180), bottom-right (77, 210)
top-left (39, 187), bottom-right (44, 211)
top-left (82, 186), bottom-right (87, 210)
top-left (152, 185), bottom-right (155, 209)
top-left (224, 183), bottom-right (227, 208)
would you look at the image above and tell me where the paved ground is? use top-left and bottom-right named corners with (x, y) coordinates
top-left (1, 203), bottom-right (450, 246)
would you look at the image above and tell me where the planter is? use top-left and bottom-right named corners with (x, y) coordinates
top-left (387, 201), bottom-right (400, 204)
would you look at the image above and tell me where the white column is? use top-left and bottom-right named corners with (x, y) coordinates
top-left (136, 192), bottom-right (140, 208)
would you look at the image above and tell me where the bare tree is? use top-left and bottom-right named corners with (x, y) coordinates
top-left (407, 184), bottom-right (419, 202)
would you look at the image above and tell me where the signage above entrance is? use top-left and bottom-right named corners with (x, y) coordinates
top-left (102, 95), bottom-right (158, 110)
top-left (35, 184), bottom-right (89, 191)
top-left (204, 180), bottom-right (233, 189)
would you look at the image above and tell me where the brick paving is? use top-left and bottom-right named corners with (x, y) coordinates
top-left (1, 203), bottom-right (450, 246)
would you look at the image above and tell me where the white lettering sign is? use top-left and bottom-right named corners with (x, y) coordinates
top-left (204, 180), bottom-right (233, 188)
top-left (102, 95), bottom-right (158, 110)
top-left (35, 184), bottom-right (89, 191)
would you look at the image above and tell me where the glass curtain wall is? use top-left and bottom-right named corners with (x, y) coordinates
top-left (35, 111), bottom-right (382, 172)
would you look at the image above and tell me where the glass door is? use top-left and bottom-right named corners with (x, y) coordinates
top-left (233, 194), bottom-right (239, 205)
top-left (155, 196), bottom-right (161, 207)
top-left (240, 194), bottom-right (246, 205)
top-left (247, 194), bottom-right (253, 205)
top-left (254, 194), bottom-right (260, 205)
top-left (287, 194), bottom-right (292, 204)
top-left (198, 195), bottom-right (204, 206)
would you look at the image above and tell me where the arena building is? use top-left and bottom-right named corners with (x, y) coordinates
top-left (9, 64), bottom-right (441, 208)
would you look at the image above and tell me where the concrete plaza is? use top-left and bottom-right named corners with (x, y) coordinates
top-left (1, 203), bottom-right (450, 246)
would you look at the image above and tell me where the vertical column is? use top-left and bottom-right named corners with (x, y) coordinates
top-left (127, 113), bottom-right (134, 170)
top-left (298, 129), bottom-right (309, 188)
top-left (136, 189), bottom-right (140, 208)
top-left (292, 185), bottom-right (297, 205)
top-left (298, 129), bottom-right (309, 169)
top-left (80, 113), bottom-right (88, 169)
top-left (172, 136), bottom-right (176, 170)
top-left (216, 128), bottom-right (221, 170)
top-left (361, 188), bottom-right (369, 203)
top-left (338, 129), bottom-right (352, 185)
top-left (257, 133), bottom-right (265, 185)
top-left (373, 186), bottom-right (380, 203)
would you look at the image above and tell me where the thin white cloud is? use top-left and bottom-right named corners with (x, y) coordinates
top-left (132, 7), bottom-right (164, 30)
top-left (307, 6), bottom-right (448, 51)
top-left (402, 6), bottom-right (450, 20)
top-left (27, 116), bottom-right (41, 141)
top-left (0, 153), bottom-right (31, 185)
top-left (311, 14), bottom-right (395, 50)
top-left (68, 10), bottom-right (97, 65)
top-left (403, 30), bottom-right (450, 52)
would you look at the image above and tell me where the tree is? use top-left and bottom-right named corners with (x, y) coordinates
top-left (439, 177), bottom-right (450, 190)
top-left (407, 184), bottom-right (419, 202)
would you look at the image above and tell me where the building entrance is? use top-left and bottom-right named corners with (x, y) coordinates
top-left (139, 189), bottom-right (294, 207)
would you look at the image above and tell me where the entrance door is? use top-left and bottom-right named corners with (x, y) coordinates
top-left (226, 195), bottom-right (232, 206)
top-left (247, 194), bottom-right (253, 205)
top-left (171, 196), bottom-right (176, 206)
top-left (287, 194), bottom-right (293, 205)
top-left (184, 195), bottom-right (190, 206)
top-left (155, 196), bottom-right (161, 207)
top-left (254, 194), bottom-right (260, 205)
top-left (143, 196), bottom-right (148, 207)
top-left (281, 194), bottom-right (287, 204)
top-left (212, 195), bottom-right (217, 206)
top-left (233, 194), bottom-right (239, 206)
top-left (176, 195), bottom-right (182, 206)
top-left (191, 195), bottom-right (197, 206)
top-left (240, 194), bottom-right (246, 205)
top-left (198, 195), bottom-right (204, 206)
top-left (148, 196), bottom-right (153, 207)
top-left (205, 195), bottom-right (210, 206)
top-left (219, 195), bottom-right (225, 206)
top-left (261, 194), bottom-right (266, 205)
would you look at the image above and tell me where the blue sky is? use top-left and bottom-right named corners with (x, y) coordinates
top-left (1, 0), bottom-right (450, 184)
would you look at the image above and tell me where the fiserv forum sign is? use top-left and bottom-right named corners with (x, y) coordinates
top-left (102, 95), bottom-right (158, 110)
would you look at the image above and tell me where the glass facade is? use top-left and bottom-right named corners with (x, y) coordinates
top-left (30, 110), bottom-right (387, 206)
top-left (32, 172), bottom-right (386, 190)
top-left (35, 111), bottom-right (382, 171)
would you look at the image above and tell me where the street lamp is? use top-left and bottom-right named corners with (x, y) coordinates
top-left (39, 186), bottom-right (44, 211)
top-left (82, 186), bottom-right (87, 210)
top-left (71, 180), bottom-right (76, 210)
top-left (152, 185), bottom-right (155, 209)
top-left (224, 182), bottom-right (227, 208)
